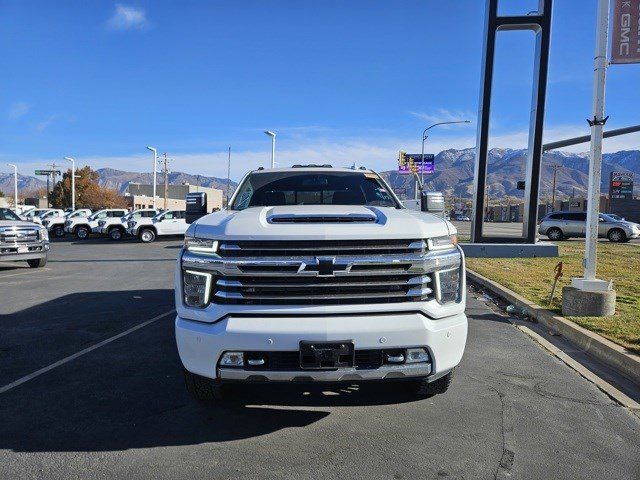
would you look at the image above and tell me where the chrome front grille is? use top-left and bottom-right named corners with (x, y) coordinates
top-left (181, 239), bottom-right (462, 306)
top-left (0, 226), bottom-right (40, 244)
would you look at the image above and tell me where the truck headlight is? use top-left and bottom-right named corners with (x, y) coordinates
top-left (40, 227), bottom-right (49, 241)
top-left (183, 270), bottom-right (212, 308)
top-left (434, 267), bottom-right (461, 304)
top-left (184, 236), bottom-right (219, 254)
top-left (428, 234), bottom-right (457, 251)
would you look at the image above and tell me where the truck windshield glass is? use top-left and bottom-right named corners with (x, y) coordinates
top-left (231, 171), bottom-right (398, 210)
top-left (0, 208), bottom-right (21, 221)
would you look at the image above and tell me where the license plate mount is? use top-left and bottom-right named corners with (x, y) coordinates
top-left (299, 340), bottom-right (354, 370)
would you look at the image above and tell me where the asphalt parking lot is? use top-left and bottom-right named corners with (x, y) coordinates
top-left (1, 239), bottom-right (639, 479)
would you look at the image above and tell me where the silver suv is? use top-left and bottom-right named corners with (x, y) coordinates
top-left (538, 211), bottom-right (640, 243)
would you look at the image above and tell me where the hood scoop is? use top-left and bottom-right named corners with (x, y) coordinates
top-left (268, 212), bottom-right (377, 224)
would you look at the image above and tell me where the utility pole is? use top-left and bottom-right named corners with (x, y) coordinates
top-left (7, 164), bottom-right (18, 209)
top-left (226, 147), bottom-right (231, 206)
top-left (161, 153), bottom-right (170, 210)
top-left (550, 164), bottom-right (561, 210)
top-left (64, 157), bottom-right (75, 211)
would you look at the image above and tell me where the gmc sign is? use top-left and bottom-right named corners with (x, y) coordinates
top-left (611, 0), bottom-right (640, 64)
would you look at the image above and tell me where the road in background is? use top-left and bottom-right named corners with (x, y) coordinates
top-left (0, 240), bottom-right (638, 479)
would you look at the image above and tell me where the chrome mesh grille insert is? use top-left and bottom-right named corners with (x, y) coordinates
top-left (0, 227), bottom-right (40, 244)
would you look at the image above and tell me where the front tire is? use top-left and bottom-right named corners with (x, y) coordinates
top-left (75, 226), bottom-right (89, 240)
top-left (546, 227), bottom-right (564, 241)
top-left (607, 228), bottom-right (626, 243)
top-left (27, 257), bottom-right (47, 268)
top-left (53, 226), bottom-right (65, 238)
top-left (109, 227), bottom-right (123, 241)
top-left (139, 228), bottom-right (156, 243)
top-left (410, 370), bottom-right (454, 397)
top-left (183, 369), bottom-right (227, 402)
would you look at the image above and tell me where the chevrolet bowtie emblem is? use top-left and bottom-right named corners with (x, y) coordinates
top-left (299, 257), bottom-right (349, 276)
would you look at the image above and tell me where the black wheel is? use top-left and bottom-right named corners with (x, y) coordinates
top-left (53, 226), bottom-right (65, 238)
top-left (109, 227), bottom-right (123, 241)
top-left (75, 226), bottom-right (89, 240)
top-left (409, 370), bottom-right (454, 397)
top-left (183, 368), bottom-right (227, 402)
top-left (27, 257), bottom-right (47, 268)
top-left (607, 228), bottom-right (626, 243)
top-left (139, 228), bottom-right (156, 243)
top-left (546, 227), bottom-right (564, 241)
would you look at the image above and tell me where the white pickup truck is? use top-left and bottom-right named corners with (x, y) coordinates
top-left (64, 208), bottom-right (128, 239)
top-left (43, 209), bottom-right (92, 237)
top-left (175, 166), bottom-right (467, 402)
top-left (98, 208), bottom-right (158, 240)
top-left (129, 209), bottom-right (187, 243)
top-left (0, 208), bottom-right (49, 268)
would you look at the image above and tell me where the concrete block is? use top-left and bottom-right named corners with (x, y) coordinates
top-left (561, 286), bottom-right (616, 317)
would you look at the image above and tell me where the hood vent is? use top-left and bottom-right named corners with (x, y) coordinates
top-left (268, 214), bottom-right (376, 224)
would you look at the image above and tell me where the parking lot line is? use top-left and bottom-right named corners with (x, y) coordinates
top-left (0, 309), bottom-right (175, 395)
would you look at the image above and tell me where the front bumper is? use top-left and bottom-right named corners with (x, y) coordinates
top-left (0, 242), bottom-right (49, 262)
top-left (176, 311), bottom-right (467, 382)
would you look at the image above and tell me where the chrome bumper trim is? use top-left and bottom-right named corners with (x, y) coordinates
top-left (218, 362), bottom-right (431, 382)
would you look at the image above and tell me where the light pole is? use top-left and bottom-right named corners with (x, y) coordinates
top-left (6, 164), bottom-right (17, 209)
top-left (264, 131), bottom-right (276, 168)
top-left (64, 157), bottom-right (75, 211)
top-left (420, 120), bottom-right (470, 187)
top-left (146, 146), bottom-right (158, 209)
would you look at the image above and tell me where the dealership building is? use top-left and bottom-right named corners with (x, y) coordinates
top-left (124, 183), bottom-right (223, 212)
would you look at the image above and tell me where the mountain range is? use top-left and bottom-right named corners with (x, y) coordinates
top-left (1, 148), bottom-right (638, 202)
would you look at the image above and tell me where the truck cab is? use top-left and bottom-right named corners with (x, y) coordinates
top-left (175, 166), bottom-right (467, 402)
top-left (0, 208), bottom-right (49, 268)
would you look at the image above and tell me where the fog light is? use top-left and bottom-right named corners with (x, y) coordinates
top-left (220, 352), bottom-right (244, 367)
top-left (406, 348), bottom-right (429, 364)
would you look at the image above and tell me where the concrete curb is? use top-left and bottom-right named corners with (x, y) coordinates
top-left (467, 269), bottom-right (640, 386)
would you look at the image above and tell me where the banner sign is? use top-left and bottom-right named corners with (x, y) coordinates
top-left (398, 153), bottom-right (434, 174)
top-left (611, 0), bottom-right (640, 64)
top-left (610, 171), bottom-right (634, 199)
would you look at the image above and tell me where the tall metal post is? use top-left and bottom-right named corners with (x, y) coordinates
top-left (573, 0), bottom-right (611, 290)
top-left (146, 146), bottom-right (158, 209)
top-left (226, 147), bottom-right (231, 206)
top-left (64, 157), bottom-right (75, 211)
top-left (7, 164), bottom-right (18, 208)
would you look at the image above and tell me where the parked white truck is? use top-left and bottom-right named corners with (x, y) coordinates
top-left (98, 208), bottom-right (158, 240)
top-left (64, 208), bottom-right (127, 239)
top-left (0, 208), bottom-right (49, 268)
top-left (175, 166), bottom-right (467, 402)
top-left (129, 209), bottom-right (187, 242)
top-left (43, 209), bottom-right (92, 237)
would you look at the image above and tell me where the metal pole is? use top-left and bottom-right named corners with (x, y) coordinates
top-left (146, 146), bottom-right (158, 209)
top-left (226, 147), bottom-right (231, 206)
top-left (551, 164), bottom-right (560, 210)
top-left (420, 120), bottom-right (469, 190)
top-left (64, 157), bottom-right (75, 211)
top-left (271, 135), bottom-right (276, 168)
top-left (583, 0), bottom-right (609, 283)
top-left (7, 164), bottom-right (17, 209)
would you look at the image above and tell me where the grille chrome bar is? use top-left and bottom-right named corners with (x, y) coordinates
top-left (0, 226), bottom-right (40, 244)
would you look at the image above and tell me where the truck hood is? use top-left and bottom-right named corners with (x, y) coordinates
top-left (191, 205), bottom-right (453, 240)
top-left (0, 220), bottom-right (39, 228)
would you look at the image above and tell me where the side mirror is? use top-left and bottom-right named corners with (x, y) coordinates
top-left (186, 192), bottom-right (208, 224)
top-left (421, 191), bottom-right (445, 215)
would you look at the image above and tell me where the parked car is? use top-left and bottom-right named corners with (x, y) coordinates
top-left (98, 208), bottom-right (158, 240)
top-left (43, 209), bottom-right (92, 238)
top-left (175, 166), bottom-right (467, 402)
top-left (21, 208), bottom-right (50, 222)
top-left (130, 209), bottom-right (187, 243)
top-left (64, 208), bottom-right (128, 239)
top-left (32, 209), bottom-right (65, 225)
top-left (0, 207), bottom-right (49, 268)
top-left (453, 214), bottom-right (471, 222)
top-left (538, 211), bottom-right (640, 242)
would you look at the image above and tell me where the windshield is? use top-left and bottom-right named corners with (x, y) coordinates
top-left (604, 214), bottom-right (623, 221)
top-left (231, 171), bottom-right (398, 210)
top-left (0, 208), bottom-right (21, 221)
top-left (88, 211), bottom-right (105, 221)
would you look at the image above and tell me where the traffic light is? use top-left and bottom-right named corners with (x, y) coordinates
top-left (398, 151), bottom-right (407, 168)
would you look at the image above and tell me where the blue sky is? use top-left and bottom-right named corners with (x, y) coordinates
top-left (1, 0), bottom-right (639, 180)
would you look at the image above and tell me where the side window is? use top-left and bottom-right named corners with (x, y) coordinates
top-left (97, 212), bottom-right (108, 219)
top-left (177, 211), bottom-right (186, 219)
top-left (163, 212), bottom-right (175, 220)
top-left (548, 213), bottom-right (561, 220)
top-left (143, 211), bottom-right (155, 218)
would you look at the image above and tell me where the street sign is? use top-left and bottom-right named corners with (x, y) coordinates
top-left (611, 0), bottom-right (640, 64)
top-left (35, 169), bottom-right (61, 176)
top-left (398, 153), bottom-right (434, 174)
top-left (610, 171), bottom-right (634, 199)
